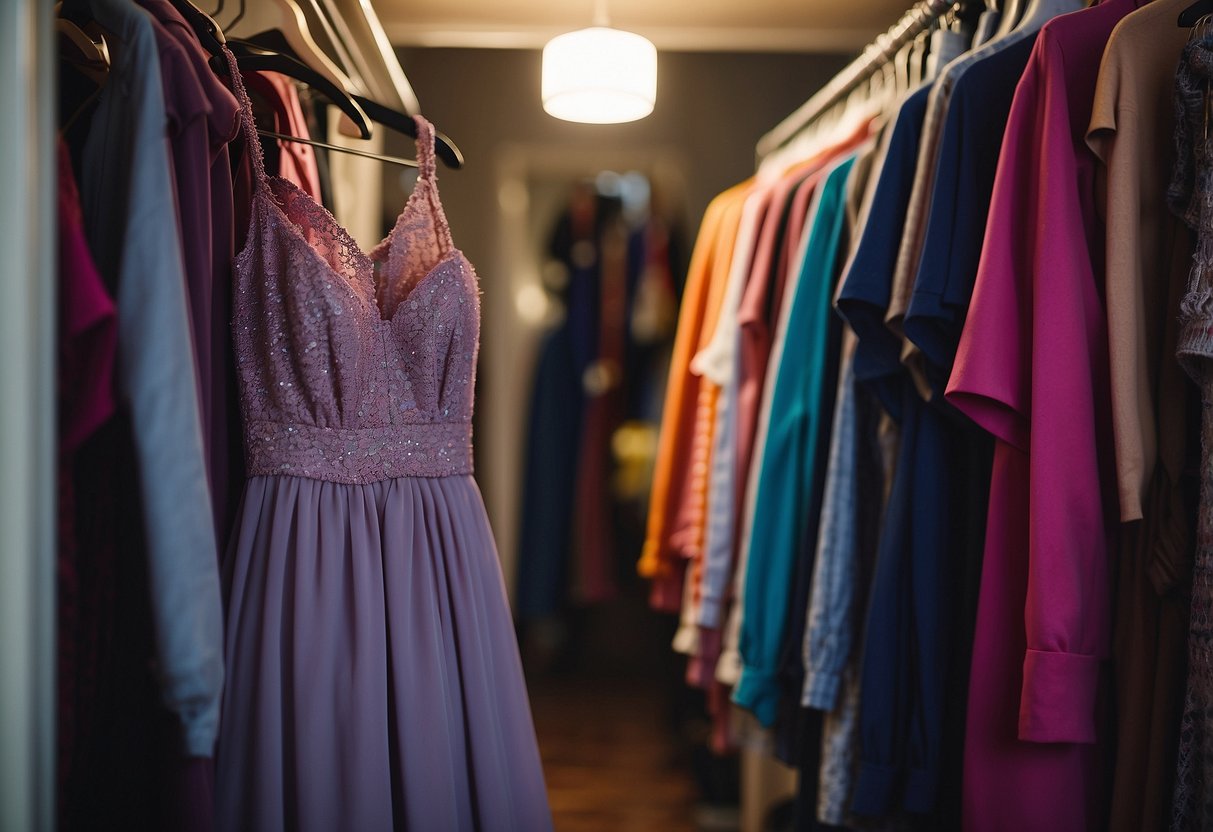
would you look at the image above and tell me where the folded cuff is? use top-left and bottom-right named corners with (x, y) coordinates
top-left (802, 668), bottom-right (842, 711)
top-left (181, 704), bottom-right (219, 758)
top-left (637, 542), bottom-right (663, 578)
top-left (732, 665), bottom-right (781, 727)
top-left (672, 623), bottom-right (699, 656)
top-left (716, 648), bottom-right (743, 687)
top-left (1018, 648), bottom-right (1100, 743)
top-left (697, 595), bottom-right (724, 630)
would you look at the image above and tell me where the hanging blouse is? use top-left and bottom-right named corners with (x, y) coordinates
top-left (945, 2), bottom-right (1141, 826)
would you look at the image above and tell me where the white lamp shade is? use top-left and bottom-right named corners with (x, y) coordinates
top-left (542, 27), bottom-right (657, 124)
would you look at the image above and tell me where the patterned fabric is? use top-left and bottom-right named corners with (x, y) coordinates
top-left (1170, 33), bottom-right (1213, 832)
top-left (803, 339), bottom-right (860, 712)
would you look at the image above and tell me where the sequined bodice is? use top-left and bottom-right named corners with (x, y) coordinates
top-left (227, 52), bottom-right (479, 484)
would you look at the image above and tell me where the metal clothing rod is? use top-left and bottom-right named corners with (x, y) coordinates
top-left (756, 0), bottom-right (961, 159)
top-left (257, 129), bottom-right (420, 168)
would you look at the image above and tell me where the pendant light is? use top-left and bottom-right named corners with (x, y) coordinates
top-left (541, 0), bottom-right (657, 124)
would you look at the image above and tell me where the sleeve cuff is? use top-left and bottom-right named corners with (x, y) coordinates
top-left (697, 595), bottom-right (724, 629)
top-left (715, 647), bottom-right (743, 687)
top-left (731, 665), bottom-right (781, 727)
top-left (181, 706), bottom-right (220, 758)
top-left (1017, 648), bottom-right (1100, 744)
top-left (672, 623), bottom-right (700, 656)
top-left (802, 669), bottom-right (842, 711)
top-left (637, 542), bottom-right (663, 578)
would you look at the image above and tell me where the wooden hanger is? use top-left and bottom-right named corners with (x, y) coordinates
top-left (319, 0), bottom-right (422, 114)
top-left (55, 12), bottom-right (110, 86)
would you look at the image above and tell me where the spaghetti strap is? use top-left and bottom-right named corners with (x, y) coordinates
top-left (411, 114), bottom-right (455, 253)
top-left (412, 114), bottom-right (438, 182)
top-left (221, 46), bottom-right (268, 185)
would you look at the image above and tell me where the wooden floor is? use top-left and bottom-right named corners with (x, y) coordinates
top-left (530, 672), bottom-right (699, 832)
top-left (522, 587), bottom-right (707, 832)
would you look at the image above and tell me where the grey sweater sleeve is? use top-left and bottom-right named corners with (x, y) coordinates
top-left (82, 0), bottom-right (224, 757)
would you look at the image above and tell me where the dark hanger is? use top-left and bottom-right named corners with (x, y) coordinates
top-left (1180, 0), bottom-right (1213, 25)
top-left (167, 0), bottom-right (226, 53)
top-left (217, 46), bottom-right (422, 167)
top-left (175, 0), bottom-right (366, 157)
top-left (217, 40), bottom-right (372, 139)
top-left (243, 29), bottom-right (464, 169)
top-left (215, 44), bottom-right (427, 167)
top-left (351, 94), bottom-right (464, 169)
top-left (55, 8), bottom-right (112, 132)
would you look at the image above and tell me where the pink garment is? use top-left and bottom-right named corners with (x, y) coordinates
top-left (571, 220), bottom-right (627, 606)
top-left (945, 5), bottom-right (1137, 829)
top-left (141, 0), bottom-right (243, 543)
top-left (242, 71), bottom-right (323, 200)
top-left (732, 127), bottom-right (870, 568)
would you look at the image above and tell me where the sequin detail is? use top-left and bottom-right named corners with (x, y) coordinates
top-left (245, 419), bottom-right (472, 482)
top-left (225, 47), bottom-right (479, 486)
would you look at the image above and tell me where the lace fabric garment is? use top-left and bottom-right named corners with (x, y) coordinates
top-left (1170, 34), bottom-right (1213, 832)
top-left (214, 49), bottom-right (553, 832)
top-left (230, 55), bottom-right (479, 484)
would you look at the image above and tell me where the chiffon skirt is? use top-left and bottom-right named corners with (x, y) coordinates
top-left (215, 474), bottom-right (552, 831)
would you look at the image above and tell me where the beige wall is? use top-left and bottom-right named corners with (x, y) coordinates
top-left (380, 47), bottom-right (847, 598)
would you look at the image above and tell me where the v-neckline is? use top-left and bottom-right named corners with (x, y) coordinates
top-left (252, 173), bottom-right (464, 326)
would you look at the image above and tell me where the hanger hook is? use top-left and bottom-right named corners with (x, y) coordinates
top-left (227, 0), bottom-right (247, 30)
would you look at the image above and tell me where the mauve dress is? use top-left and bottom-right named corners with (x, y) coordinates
top-left (213, 52), bottom-right (552, 831)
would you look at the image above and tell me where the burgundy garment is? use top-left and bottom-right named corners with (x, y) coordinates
top-left (572, 221), bottom-right (628, 605)
top-left (140, 0), bottom-right (243, 541)
top-left (57, 141), bottom-right (118, 452)
top-left (56, 138), bottom-right (118, 823)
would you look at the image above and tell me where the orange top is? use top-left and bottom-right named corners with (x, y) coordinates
top-left (638, 181), bottom-right (751, 585)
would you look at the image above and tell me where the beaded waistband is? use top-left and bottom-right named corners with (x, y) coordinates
top-left (244, 419), bottom-right (473, 483)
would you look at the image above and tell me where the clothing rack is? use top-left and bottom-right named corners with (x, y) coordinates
top-left (756, 0), bottom-right (964, 159)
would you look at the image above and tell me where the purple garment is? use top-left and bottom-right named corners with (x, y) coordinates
top-left (214, 51), bottom-right (551, 830)
top-left (139, 0), bottom-right (243, 540)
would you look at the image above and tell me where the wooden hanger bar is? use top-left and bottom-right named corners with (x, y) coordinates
top-left (756, 0), bottom-right (961, 160)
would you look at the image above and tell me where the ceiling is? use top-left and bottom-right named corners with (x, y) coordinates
top-left (377, 0), bottom-right (911, 53)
